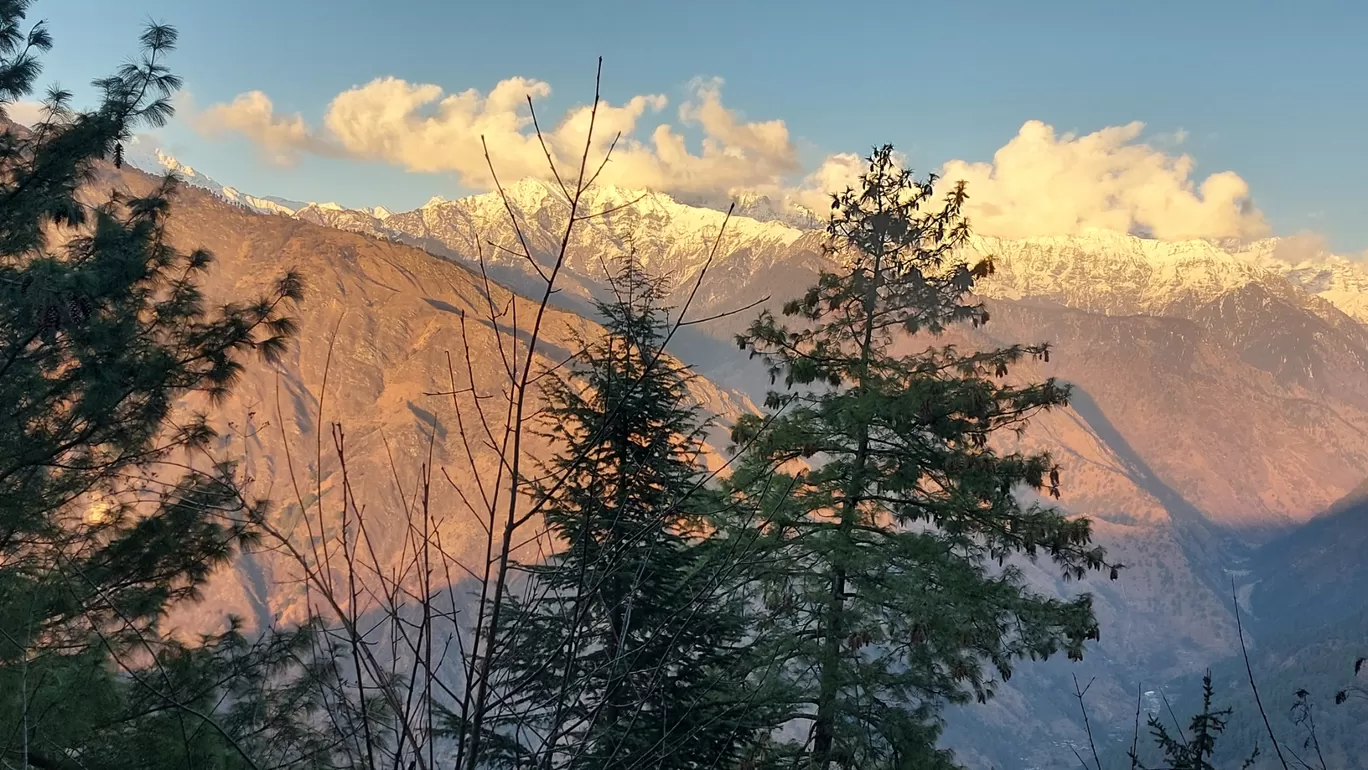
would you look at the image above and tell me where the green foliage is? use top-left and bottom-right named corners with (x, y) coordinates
top-left (1137, 671), bottom-right (1250, 770)
top-left (726, 146), bottom-right (1112, 769)
top-left (0, 5), bottom-right (301, 654)
top-left (0, 2), bottom-right (329, 766)
top-left (475, 260), bottom-right (772, 769)
top-left (1152, 612), bottom-right (1368, 770)
top-left (0, 619), bottom-right (346, 769)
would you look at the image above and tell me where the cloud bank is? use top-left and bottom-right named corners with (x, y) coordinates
top-left (195, 77), bottom-right (800, 195)
top-left (2, 100), bottom-right (47, 127)
top-left (942, 121), bottom-right (1265, 240)
top-left (195, 77), bottom-right (1266, 240)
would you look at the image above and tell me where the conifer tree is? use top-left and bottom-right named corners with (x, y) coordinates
top-left (0, 3), bottom-right (323, 766)
top-left (1138, 671), bottom-right (1236, 770)
top-left (478, 260), bottom-right (768, 770)
top-left (728, 146), bottom-right (1113, 769)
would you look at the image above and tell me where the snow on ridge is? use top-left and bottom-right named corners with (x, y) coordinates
top-left (154, 150), bottom-right (200, 179)
top-left (125, 145), bottom-right (348, 219)
top-left (419, 177), bottom-right (810, 251)
top-left (221, 186), bottom-right (300, 216)
top-left (964, 228), bottom-right (1368, 324)
top-left (968, 229), bottom-right (1281, 314)
top-left (115, 145), bottom-right (1368, 326)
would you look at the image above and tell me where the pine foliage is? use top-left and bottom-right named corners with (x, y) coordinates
top-left (477, 260), bottom-right (769, 769)
top-left (728, 145), bottom-right (1112, 769)
top-left (1138, 671), bottom-right (1257, 770)
top-left (0, 3), bottom-right (323, 766)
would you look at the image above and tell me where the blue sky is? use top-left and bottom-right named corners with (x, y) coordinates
top-left (30, 0), bottom-right (1368, 251)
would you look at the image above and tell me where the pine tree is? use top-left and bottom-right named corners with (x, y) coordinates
top-left (728, 146), bottom-right (1113, 769)
top-left (477, 260), bottom-right (768, 770)
top-left (0, 3), bottom-right (322, 767)
top-left (1139, 671), bottom-right (1254, 770)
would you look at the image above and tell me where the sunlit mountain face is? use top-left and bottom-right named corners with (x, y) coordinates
top-left (10, 0), bottom-right (1364, 766)
top-left (114, 146), bottom-right (1368, 768)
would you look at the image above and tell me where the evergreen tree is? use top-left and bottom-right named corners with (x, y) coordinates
top-left (0, 3), bottom-right (324, 766)
top-left (1138, 671), bottom-right (1255, 770)
top-left (728, 146), bottom-right (1113, 769)
top-left (478, 260), bottom-right (768, 770)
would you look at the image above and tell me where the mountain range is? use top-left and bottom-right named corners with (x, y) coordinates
top-left (120, 149), bottom-right (1368, 769)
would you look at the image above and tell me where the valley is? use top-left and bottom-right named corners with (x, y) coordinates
top-left (121, 150), bottom-right (1368, 768)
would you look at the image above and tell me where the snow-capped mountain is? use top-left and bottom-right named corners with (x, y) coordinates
top-left (140, 150), bottom-right (1368, 414)
top-left (674, 190), bottom-right (823, 229)
top-left (100, 154), bottom-right (1368, 770)
top-left (130, 144), bottom-right (1368, 338)
top-left (269, 175), bottom-right (1368, 346)
top-left (1235, 238), bottom-right (1368, 324)
top-left (127, 148), bottom-right (309, 217)
top-left (277, 178), bottom-right (825, 318)
top-left (267, 175), bottom-right (1368, 523)
top-left (966, 230), bottom-right (1281, 315)
top-left (387, 179), bottom-right (808, 278)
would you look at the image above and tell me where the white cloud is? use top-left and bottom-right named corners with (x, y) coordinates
top-left (740, 151), bottom-right (866, 217)
top-left (1271, 231), bottom-right (1332, 264)
top-left (942, 120), bottom-right (1266, 240)
top-left (195, 76), bottom-right (798, 194)
top-left (3, 100), bottom-right (46, 127)
top-left (195, 91), bottom-right (338, 166)
top-left (195, 78), bottom-right (1265, 241)
top-left (1152, 128), bottom-right (1189, 147)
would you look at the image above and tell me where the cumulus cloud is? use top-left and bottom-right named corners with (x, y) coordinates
top-left (196, 78), bottom-right (1265, 241)
top-left (942, 120), bottom-right (1266, 240)
top-left (195, 91), bottom-right (338, 166)
top-left (3, 100), bottom-right (47, 127)
top-left (196, 76), bottom-right (799, 193)
top-left (733, 151), bottom-right (868, 217)
top-left (1271, 231), bottom-right (1332, 264)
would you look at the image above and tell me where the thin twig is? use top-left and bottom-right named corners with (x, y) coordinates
top-left (1233, 578), bottom-right (1291, 770)
top-left (1071, 674), bottom-right (1102, 770)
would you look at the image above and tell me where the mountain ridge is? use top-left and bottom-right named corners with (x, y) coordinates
top-left (128, 148), bottom-right (1368, 532)
top-left (130, 148), bottom-right (1368, 329)
top-left (121, 147), bottom-right (1368, 768)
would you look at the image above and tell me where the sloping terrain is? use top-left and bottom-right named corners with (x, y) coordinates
top-left (91, 165), bottom-right (754, 636)
top-left (119, 155), bottom-right (1368, 768)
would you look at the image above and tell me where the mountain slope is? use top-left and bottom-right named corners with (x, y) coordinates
top-left (289, 178), bottom-right (1368, 424)
top-left (969, 232), bottom-right (1368, 411)
top-left (117, 155), bottom-right (1368, 768)
top-left (1247, 480), bottom-right (1368, 634)
top-left (90, 163), bottom-right (755, 635)
top-left (314, 180), bottom-right (1368, 528)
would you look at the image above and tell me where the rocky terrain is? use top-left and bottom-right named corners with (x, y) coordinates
top-left (121, 152), bottom-right (1368, 768)
top-left (94, 165), bottom-right (753, 640)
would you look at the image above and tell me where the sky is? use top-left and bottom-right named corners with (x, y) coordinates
top-left (23, 0), bottom-right (1368, 251)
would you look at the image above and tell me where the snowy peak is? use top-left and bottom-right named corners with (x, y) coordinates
top-left (1282, 258), bottom-right (1368, 323)
top-left (423, 178), bottom-right (809, 247)
top-left (125, 145), bottom-right (342, 219)
top-left (127, 144), bottom-right (1368, 333)
top-left (707, 191), bottom-right (822, 229)
top-left (967, 229), bottom-right (1281, 316)
top-left (153, 150), bottom-right (200, 180)
top-left (964, 228), bottom-right (1368, 407)
top-left (963, 228), bottom-right (1368, 327)
top-left (1227, 239), bottom-right (1368, 324)
top-left (220, 186), bottom-right (300, 216)
top-left (400, 178), bottom-right (810, 277)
